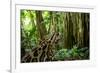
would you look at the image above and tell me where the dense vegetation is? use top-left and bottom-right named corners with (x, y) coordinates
top-left (21, 10), bottom-right (90, 61)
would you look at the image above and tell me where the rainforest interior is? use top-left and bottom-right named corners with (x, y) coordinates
top-left (20, 10), bottom-right (90, 63)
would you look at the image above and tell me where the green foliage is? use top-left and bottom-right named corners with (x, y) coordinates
top-left (78, 47), bottom-right (89, 59)
top-left (54, 46), bottom-right (89, 61)
top-left (54, 49), bottom-right (68, 60)
top-left (21, 10), bottom-right (38, 52)
top-left (21, 10), bottom-right (89, 61)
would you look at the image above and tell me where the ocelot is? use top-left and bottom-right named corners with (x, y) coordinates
top-left (21, 32), bottom-right (60, 63)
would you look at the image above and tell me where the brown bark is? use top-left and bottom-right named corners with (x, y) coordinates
top-left (35, 11), bottom-right (47, 39)
top-left (81, 13), bottom-right (89, 47)
top-left (63, 12), bottom-right (74, 48)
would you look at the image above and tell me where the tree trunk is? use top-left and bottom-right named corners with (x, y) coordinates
top-left (63, 12), bottom-right (74, 48)
top-left (35, 11), bottom-right (47, 39)
top-left (81, 13), bottom-right (89, 47)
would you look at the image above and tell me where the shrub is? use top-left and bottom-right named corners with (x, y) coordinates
top-left (54, 49), bottom-right (69, 60)
top-left (53, 46), bottom-right (89, 61)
